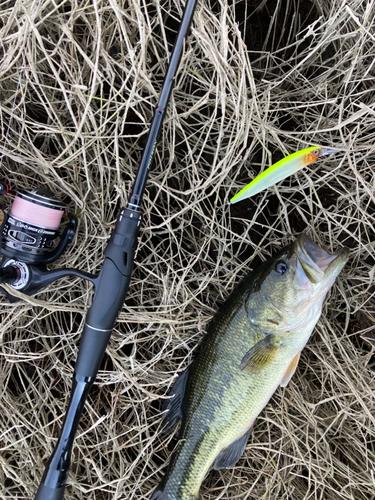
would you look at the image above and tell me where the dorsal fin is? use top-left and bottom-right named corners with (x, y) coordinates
top-left (161, 367), bottom-right (189, 434)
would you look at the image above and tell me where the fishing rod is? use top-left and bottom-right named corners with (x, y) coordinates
top-left (0, 0), bottom-right (198, 498)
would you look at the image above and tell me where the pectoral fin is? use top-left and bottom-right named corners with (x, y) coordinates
top-left (240, 333), bottom-right (281, 372)
top-left (280, 352), bottom-right (301, 387)
top-left (213, 424), bottom-right (254, 470)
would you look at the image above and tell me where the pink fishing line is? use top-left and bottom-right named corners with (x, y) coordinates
top-left (11, 196), bottom-right (64, 229)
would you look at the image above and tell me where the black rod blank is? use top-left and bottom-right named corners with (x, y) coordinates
top-left (129, 0), bottom-right (198, 209)
top-left (34, 1), bottom-right (198, 499)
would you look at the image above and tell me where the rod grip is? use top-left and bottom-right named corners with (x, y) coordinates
top-left (74, 207), bottom-right (141, 379)
top-left (86, 207), bottom-right (141, 329)
top-left (74, 324), bottom-right (112, 379)
top-left (34, 484), bottom-right (65, 500)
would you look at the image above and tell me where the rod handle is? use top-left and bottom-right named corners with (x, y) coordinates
top-left (34, 483), bottom-right (65, 500)
top-left (84, 207), bottom-right (142, 330)
top-left (74, 324), bottom-right (112, 379)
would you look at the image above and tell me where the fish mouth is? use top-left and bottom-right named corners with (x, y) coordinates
top-left (295, 234), bottom-right (349, 284)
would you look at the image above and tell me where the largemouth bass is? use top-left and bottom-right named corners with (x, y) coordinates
top-left (151, 234), bottom-right (349, 500)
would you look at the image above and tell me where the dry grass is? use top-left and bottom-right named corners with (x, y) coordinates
top-left (0, 0), bottom-right (374, 499)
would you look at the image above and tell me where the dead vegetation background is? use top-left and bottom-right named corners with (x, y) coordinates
top-left (0, 0), bottom-right (374, 498)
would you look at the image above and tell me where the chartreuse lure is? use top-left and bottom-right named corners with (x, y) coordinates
top-left (230, 146), bottom-right (342, 204)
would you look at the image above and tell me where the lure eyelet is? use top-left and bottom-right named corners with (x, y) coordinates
top-left (313, 148), bottom-right (320, 157)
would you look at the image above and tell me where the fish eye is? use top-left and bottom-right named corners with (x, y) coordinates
top-left (275, 261), bottom-right (288, 275)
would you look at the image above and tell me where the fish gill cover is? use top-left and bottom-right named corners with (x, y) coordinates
top-left (0, 0), bottom-right (374, 499)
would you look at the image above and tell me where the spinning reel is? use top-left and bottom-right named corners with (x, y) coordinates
top-left (0, 181), bottom-right (95, 300)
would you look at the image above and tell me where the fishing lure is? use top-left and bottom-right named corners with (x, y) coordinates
top-left (230, 146), bottom-right (343, 204)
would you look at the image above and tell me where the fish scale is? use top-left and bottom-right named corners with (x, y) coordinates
top-left (152, 235), bottom-right (349, 500)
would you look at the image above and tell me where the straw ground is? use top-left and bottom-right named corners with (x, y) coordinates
top-left (0, 0), bottom-right (374, 499)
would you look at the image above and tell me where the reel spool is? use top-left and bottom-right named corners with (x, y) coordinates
top-left (0, 184), bottom-right (77, 269)
top-left (1, 187), bottom-right (66, 264)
